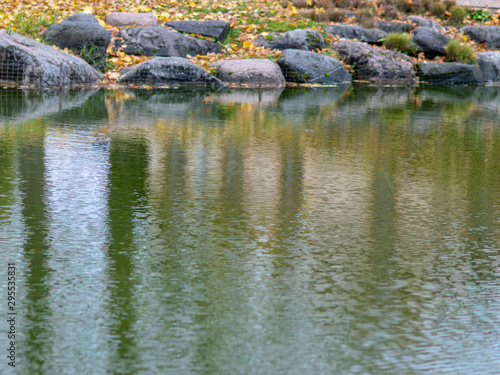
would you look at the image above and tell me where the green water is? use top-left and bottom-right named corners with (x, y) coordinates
top-left (1, 86), bottom-right (500, 374)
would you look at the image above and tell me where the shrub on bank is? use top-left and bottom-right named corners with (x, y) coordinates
top-left (450, 6), bottom-right (466, 23)
top-left (445, 39), bottom-right (476, 64)
top-left (430, 2), bottom-right (446, 17)
top-left (383, 32), bottom-right (417, 55)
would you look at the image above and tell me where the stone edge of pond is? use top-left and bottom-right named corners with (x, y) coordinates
top-left (3, 11), bottom-right (500, 89)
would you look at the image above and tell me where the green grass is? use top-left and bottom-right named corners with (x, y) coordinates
top-left (259, 19), bottom-right (322, 33)
top-left (445, 39), bottom-right (476, 64)
top-left (225, 28), bottom-right (241, 45)
top-left (6, 11), bottom-right (60, 39)
top-left (450, 5), bottom-right (466, 23)
top-left (467, 8), bottom-right (491, 22)
top-left (383, 33), bottom-right (417, 55)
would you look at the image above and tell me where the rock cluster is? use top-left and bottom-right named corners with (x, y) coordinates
top-left (1, 11), bottom-right (500, 88)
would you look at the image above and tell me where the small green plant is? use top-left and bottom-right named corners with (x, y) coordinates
top-left (383, 32), bottom-right (417, 55)
top-left (78, 45), bottom-right (106, 71)
top-left (357, 7), bottom-right (375, 28)
top-left (79, 45), bottom-right (99, 61)
top-left (450, 5), bottom-right (466, 22)
top-left (430, 2), bottom-right (446, 17)
top-left (445, 39), bottom-right (476, 64)
top-left (443, 0), bottom-right (456, 10)
top-left (105, 60), bottom-right (118, 72)
top-left (225, 28), bottom-right (241, 45)
top-left (468, 8), bottom-right (491, 22)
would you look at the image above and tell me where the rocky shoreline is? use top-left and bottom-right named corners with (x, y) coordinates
top-left (1, 10), bottom-right (500, 88)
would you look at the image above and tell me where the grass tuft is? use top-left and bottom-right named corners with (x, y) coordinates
top-left (430, 2), bottom-right (446, 17)
top-left (357, 7), bottom-right (375, 28)
top-left (383, 32), bottom-right (417, 55)
top-left (450, 6), bottom-right (466, 22)
top-left (445, 39), bottom-right (476, 64)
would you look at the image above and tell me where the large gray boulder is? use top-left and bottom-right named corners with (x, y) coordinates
top-left (324, 24), bottom-right (387, 44)
top-left (460, 26), bottom-right (500, 50)
top-left (210, 59), bottom-right (286, 87)
top-left (375, 21), bottom-right (414, 33)
top-left (411, 27), bottom-right (450, 58)
top-left (476, 52), bottom-right (500, 82)
top-left (0, 30), bottom-right (102, 87)
top-left (115, 26), bottom-right (223, 57)
top-left (106, 12), bottom-right (159, 27)
top-left (406, 16), bottom-right (445, 31)
top-left (42, 13), bottom-right (111, 71)
top-left (418, 62), bottom-right (485, 85)
top-left (165, 20), bottom-right (230, 42)
top-left (118, 57), bottom-right (224, 88)
top-left (256, 29), bottom-right (324, 51)
top-left (277, 49), bottom-right (351, 84)
top-left (333, 41), bottom-right (415, 83)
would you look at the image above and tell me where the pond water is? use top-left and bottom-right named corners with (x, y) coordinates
top-left (1, 85), bottom-right (500, 374)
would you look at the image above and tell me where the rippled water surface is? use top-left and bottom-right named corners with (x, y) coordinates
top-left (1, 86), bottom-right (500, 374)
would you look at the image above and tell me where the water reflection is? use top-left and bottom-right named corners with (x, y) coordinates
top-left (1, 86), bottom-right (500, 374)
top-left (17, 122), bottom-right (53, 374)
